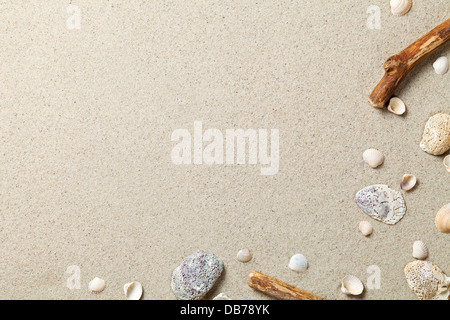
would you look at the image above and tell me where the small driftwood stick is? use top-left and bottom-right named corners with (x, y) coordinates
top-left (247, 270), bottom-right (325, 300)
top-left (369, 18), bottom-right (450, 109)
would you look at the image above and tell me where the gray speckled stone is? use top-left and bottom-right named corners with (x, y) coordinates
top-left (171, 251), bottom-right (223, 300)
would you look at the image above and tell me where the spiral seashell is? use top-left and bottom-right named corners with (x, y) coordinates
top-left (358, 221), bottom-right (373, 237)
top-left (390, 0), bottom-right (412, 16)
top-left (435, 203), bottom-right (450, 233)
top-left (387, 97), bottom-right (406, 115)
top-left (123, 281), bottom-right (143, 300)
top-left (236, 248), bottom-right (253, 263)
top-left (412, 241), bottom-right (428, 260)
top-left (88, 277), bottom-right (106, 293)
top-left (363, 149), bottom-right (385, 168)
top-left (404, 260), bottom-right (449, 300)
top-left (400, 174), bottom-right (417, 191)
top-left (288, 254), bottom-right (308, 273)
top-left (443, 155), bottom-right (450, 173)
top-left (433, 57), bottom-right (449, 75)
top-left (341, 275), bottom-right (364, 296)
top-left (420, 113), bottom-right (450, 156)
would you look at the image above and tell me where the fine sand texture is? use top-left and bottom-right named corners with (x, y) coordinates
top-left (0, 0), bottom-right (448, 300)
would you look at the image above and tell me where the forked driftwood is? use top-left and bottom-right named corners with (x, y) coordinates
top-left (369, 18), bottom-right (450, 109)
top-left (247, 270), bottom-right (325, 300)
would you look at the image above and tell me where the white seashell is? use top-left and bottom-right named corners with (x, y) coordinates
top-left (435, 203), bottom-right (450, 233)
top-left (88, 277), bottom-right (105, 293)
top-left (443, 155), bottom-right (450, 173)
top-left (213, 293), bottom-right (232, 300)
top-left (355, 184), bottom-right (406, 225)
top-left (341, 275), bottom-right (364, 296)
top-left (358, 221), bottom-right (373, 237)
top-left (236, 248), bottom-right (253, 263)
top-left (400, 174), bottom-right (417, 191)
top-left (390, 0), bottom-right (412, 16)
top-left (363, 149), bottom-right (385, 168)
top-left (405, 260), bottom-right (450, 300)
top-left (420, 113), bottom-right (450, 156)
top-left (433, 57), bottom-right (449, 75)
top-left (288, 254), bottom-right (308, 273)
top-left (387, 97), bottom-right (406, 115)
top-left (412, 241), bottom-right (428, 260)
top-left (123, 281), bottom-right (143, 300)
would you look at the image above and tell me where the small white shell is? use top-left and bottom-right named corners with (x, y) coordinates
top-left (123, 281), bottom-right (143, 300)
top-left (213, 293), bottom-right (232, 300)
top-left (88, 277), bottom-right (105, 293)
top-left (236, 248), bottom-right (252, 263)
top-left (363, 149), bottom-right (385, 168)
top-left (433, 57), bottom-right (449, 75)
top-left (341, 275), bottom-right (364, 296)
top-left (387, 97), bottom-right (406, 115)
top-left (390, 0), bottom-right (412, 16)
top-left (358, 221), bottom-right (373, 237)
top-left (288, 254), bottom-right (308, 273)
top-left (400, 174), bottom-right (417, 191)
top-left (435, 203), bottom-right (450, 233)
top-left (412, 241), bottom-right (428, 260)
top-left (443, 156), bottom-right (450, 173)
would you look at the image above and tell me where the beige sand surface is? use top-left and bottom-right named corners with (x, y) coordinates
top-left (0, 0), bottom-right (448, 300)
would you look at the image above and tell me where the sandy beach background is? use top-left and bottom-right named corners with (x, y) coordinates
top-left (0, 0), bottom-right (448, 300)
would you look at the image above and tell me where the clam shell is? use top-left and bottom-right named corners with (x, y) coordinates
top-left (387, 97), bottom-right (406, 115)
top-left (341, 275), bottom-right (364, 296)
top-left (88, 277), bottom-right (105, 293)
top-left (444, 155), bottom-right (450, 173)
top-left (433, 57), bottom-right (449, 75)
top-left (412, 241), bottom-right (428, 260)
top-left (213, 293), bottom-right (232, 300)
top-left (404, 260), bottom-right (450, 300)
top-left (236, 248), bottom-right (252, 263)
top-left (435, 203), bottom-right (450, 233)
top-left (123, 281), bottom-right (143, 300)
top-left (390, 0), bottom-right (412, 16)
top-left (400, 174), bottom-right (417, 191)
top-left (420, 113), bottom-right (450, 156)
top-left (288, 254), bottom-right (308, 273)
top-left (358, 221), bottom-right (373, 237)
top-left (355, 184), bottom-right (406, 225)
top-left (363, 149), bottom-right (385, 168)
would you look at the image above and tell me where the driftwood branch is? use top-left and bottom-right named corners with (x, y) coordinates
top-left (247, 270), bottom-right (325, 300)
top-left (369, 18), bottom-right (450, 109)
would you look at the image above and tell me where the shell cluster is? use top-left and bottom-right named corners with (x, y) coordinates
top-left (88, 277), bottom-right (106, 294)
top-left (390, 0), bottom-right (412, 16)
top-left (341, 275), bottom-right (364, 296)
top-left (412, 241), bottom-right (428, 260)
top-left (355, 184), bottom-right (406, 225)
top-left (171, 251), bottom-right (223, 300)
top-left (363, 149), bottom-right (385, 168)
top-left (433, 57), bottom-right (449, 75)
top-left (288, 254), bottom-right (308, 273)
top-left (404, 261), bottom-right (449, 300)
top-left (435, 203), bottom-right (450, 233)
top-left (420, 113), bottom-right (450, 156)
